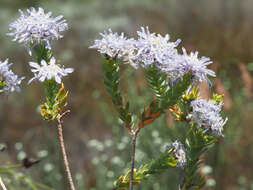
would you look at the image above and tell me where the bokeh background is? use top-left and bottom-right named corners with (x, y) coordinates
top-left (0, 0), bottom-right (253, 189)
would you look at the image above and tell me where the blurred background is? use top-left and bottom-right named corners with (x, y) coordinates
top-left (0, 0), bottom-right (253, 189)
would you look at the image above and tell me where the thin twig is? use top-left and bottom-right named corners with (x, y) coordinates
top-left (178, 169), bottom-right (185, 190)
top-left (57, 110), bottom-right (76, 190)
top-left (0, 177), bottom-right (8, 190)
top-left (129, 128), bottom-right (140, 190)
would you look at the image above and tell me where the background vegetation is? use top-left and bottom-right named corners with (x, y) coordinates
top-left (0, 0), bottom-right (253, 189)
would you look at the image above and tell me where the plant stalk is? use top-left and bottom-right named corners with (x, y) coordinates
top-left (129, 128), bottom-right (140, 190)
top-left (0, 177), bottom-right (8, 190)
top-left (178, 169), bottom-right (185, 190)
top-left (57, 110), bottom-right (76, 190)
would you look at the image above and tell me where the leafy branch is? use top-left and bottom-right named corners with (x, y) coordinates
top-left (102, 57), bottom-right (134, 135)
top-left (102, 60), bottom-right (195, 190)
top-left (139, 65), bottom-right (192, 129)
top-left (31, 43), bottom-right (76, 190)
top-left (114, 148), bottom-right (178, 190)
top-left (183, 125), bottom-right (217, 189)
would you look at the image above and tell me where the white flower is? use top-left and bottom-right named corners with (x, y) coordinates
top-left (175, 48), bottom-right (216, 84)
top-left (91, 27), bottom-right (216, 82)
top-left (136, 26), bottom-right (181, 69)
top-left (0, 59), bottom-right (24, 94)
top-left (188, 99), bottom-right (228, 137)
top-left (28, 57), bottom-right (74, 84)
top-left (8, 7), bottom-right (68, 52)
top-left (166, 140), bottom-right (187, 168)
top-left (89, 29), bottom-right (139, 68)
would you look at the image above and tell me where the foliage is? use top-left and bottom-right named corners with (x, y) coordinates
top-left (41, 82), bottom-right (69, 121)
top-left (0, 1), bottom-right (253, 190)
top-left (102, 57), bottom-right (133, 134)
top-left (97, 51), bottom-right (225, 190)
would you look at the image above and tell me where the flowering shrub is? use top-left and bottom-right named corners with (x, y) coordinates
top-left (91, 27), bottom-right (227, 189)
top-left (1, 7), bottom-right (75, 190)
top-left (0, 6), bottom-right (228, 190)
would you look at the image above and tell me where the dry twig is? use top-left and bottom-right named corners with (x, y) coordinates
top-left (57, 110), bottom-right (76, 190)
top-left (0, 177), bottom-right (8, 190)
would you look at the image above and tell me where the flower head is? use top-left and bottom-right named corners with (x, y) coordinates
top-left (174, 48), bottom-right (216, 84)
top-left (8, 7), bottom-right (68, 53)
top-left (166, 140), bottom-right (187, 168)
top-left (0, 59), bottom-right (25, 94)
top-left (29, 57), bottom-right (74, 84)
top-left (89, 29), bottom-right (138, 68)
top-left (136, 26), bottom-right (181, 69)
top-left (90, 26), bottom-right (217, 82)
top-left (188, 99), bottom-right (228, 137)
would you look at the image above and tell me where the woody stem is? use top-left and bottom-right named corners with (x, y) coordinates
top-left (129, 128), bottom-right (140, 190)
top-left (57, 110), bottom-right (76, 190)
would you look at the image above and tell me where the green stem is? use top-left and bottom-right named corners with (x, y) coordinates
top-left (0, 164), bottom-right (22, 170)
top-left (178, 169), bottom-right (185, 190)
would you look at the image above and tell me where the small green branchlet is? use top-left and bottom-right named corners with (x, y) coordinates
top-left (28, 43), bottom-right (73, 121)
top-left (102, 57), bottom-right (134, 134)
top-left (41, 82), bottom-right (69, 121)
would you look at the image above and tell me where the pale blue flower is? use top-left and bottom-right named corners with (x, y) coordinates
top-left (166, 140), bottom-right (187, 168)
top-left (176, 48), bottom-right (216, 84)
top-left (136, 26), bottom-right (181, 69)
top-left (0, 59), bottom-right (25, 94)
top-left (89, 29), bottom-right (138, 68)
top-left (8, 7), bottom-right (68, 54)
top-left (29, 57), bottom-right (74, 84)
top-left (90, 26), bottom-right (216, 82)
top-left (188, 99), bottom-right (228, 137)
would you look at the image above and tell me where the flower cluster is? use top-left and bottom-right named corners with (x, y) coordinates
top-left (188, 99), bottom-right (228, 137)
top-left (89, 29), bottom-right (138, 68)
top-left (135, 27), bottom-right (180, 68)
top-left (166, 140), bottom-right (187, 168)
top-left (0, 59), bottom-right (24, 94)
top-left (7, 7), bottom-right (73, 85)
top-left (90, 27), bottom-right (215, 84)
top-left (8, 7), bottom-right (68, 54)
top-left (29, 57), bottom-right (74, 84)
top-left (174, 48), bottom-right (216, 85)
